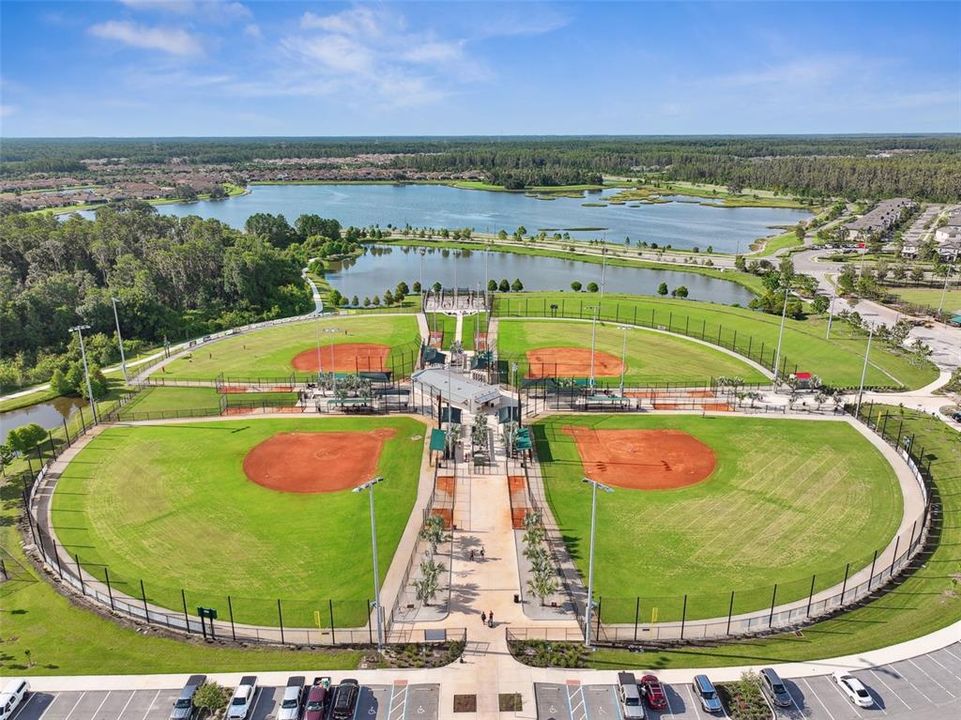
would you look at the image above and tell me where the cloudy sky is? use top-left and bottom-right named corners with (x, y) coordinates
top-left (1, 0), bottom-right (959, 136)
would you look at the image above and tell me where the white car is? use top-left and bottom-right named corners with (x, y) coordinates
top-left (226, 676), bottom-right (258, 719)
top-left (833, 671), bottom-right (874, 708)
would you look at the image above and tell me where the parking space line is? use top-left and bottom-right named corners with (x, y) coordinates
top-left (684, 686), bottom-right (703, 720)
top-left (869, 670), bottom-right (911, 710)
top-left (662, 686), bottom-right (676, 717)
top-left (9, 693), bottom-right (37, 720)
top-left (826, 676), bottom-right (863, 718)
top-left (908, 658), bottom-right (955, 698)
top-left (37, 693), bottom-right (64, 720)
top-left (941, 646), bottom-right (961, 665)
top-left (568, 685), bottom-right (587, 720)
top-left (800, 679), bottom-right (836, 720)
top-left (140, 690), bottom-right (161, 720)
top-left (250, 688), bottom-right (269, 719)
top-left (894, 663), bottom-right (934, 704)
top-left (920, 651), bottom-right (960, 691)
top-left (62, 693), bottom-right (87, 720)
top-left (388, 682), bottom-right (407, 720)
top-left (115, 691), bottom-right (136, 719)
top-left (785, 684), bottom-right (805, 716)
top-left (90, 693), bottom-right (111, 719)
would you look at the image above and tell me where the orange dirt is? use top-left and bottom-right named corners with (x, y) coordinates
top-left (436, 475), bottom-right (455, 494)
top-left (511, 508), bottom-right (528, 529)
top-left (431, 508), bottom-right (454, 528)
top-left (290, 343), bottom-right (390, 373)
top-left (525, 348), bottom-right (624, 379)
top-left (222, 406), bottom-right (255, 415)
top-left (220, 386), bottom-right (248, 393)
top-left (242, 428), bottom-right (396, 493)
top-left (564, 427), bottom-right (716, 490)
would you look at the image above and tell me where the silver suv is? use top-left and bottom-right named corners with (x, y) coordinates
top-left (617, 672), bottom-right (646, 719)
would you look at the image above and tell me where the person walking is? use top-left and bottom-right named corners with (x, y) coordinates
top-left (481, 611), bottom-right (487, 625)
top-left (469, 549), bottom-right (475, 561)
top-left (488, 610), bottom-right (494, 627)
top-left (480, 547), bottom-right (485, 559)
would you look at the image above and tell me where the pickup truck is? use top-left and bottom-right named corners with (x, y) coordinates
top-left (226, 676), bottom-right (257, 720)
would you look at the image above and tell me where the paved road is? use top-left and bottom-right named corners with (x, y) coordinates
top-left (534, 642), bottom-right (961, 719)
top-left (9, 683), bottom-right (440, 720)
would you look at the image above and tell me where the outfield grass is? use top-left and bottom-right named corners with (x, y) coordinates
top-left (586, 408), bottom-right (960, 669)
top-left (498, 319), bottom-right (766, 385)
top-left (51, 416), bottom-right (426, 628)
top-left (495, 293), bottom-right (938, 389)
top-left (119, 387), bottom-right (298, 417)
top-left (161, 315), bottom-right (420, 380)
top-left (535, 414), bottom-right (902, 621)
top-left (426, 313), bottom-right (457, 348)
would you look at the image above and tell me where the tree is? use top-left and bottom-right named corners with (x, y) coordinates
top-left (511, 278), bottom-right (524, 292)
top-left (432, 281), bottom-right (443, 293)
top-left (383, 289), bottom-right (395, 305)
top-left (7, 423), bottom-right (47, 455)
top-left (734, 254), bottom-right (747, 272)
top-left (811, 294), bottom-right (830, 314)
top-left (587, 282), bottom-right (599, 292)
top-left (488, 279), bottom-right (498, 292)
top-left (194, 682), bottom-right (231, 716)
top-left (528, 570), bottom-right (559, 607)
top-left (363, 296), bottom-right (371, 307)
top-left (396, 281), bottom-right (410, 296)
top-left (498, 278), bottom-right (510, 292)
top-left (413, 558), bottom-right (446, 606)
top-left (570, 281), bottom-right (582, 292)
top-left (412, 281), bottom-right (422, 293)
top-left (351, 295), bottom-right (359, 306)
top-left (372, 295), bottom-right (381, 306)
top-left (657, 282), bottom-right (668, 296)
top-left (244, 213), bottom-right (298, 247)
top-left (419, 514), bottom-right (448, 554)
top-left (672, 286), bottom-right (689, 298)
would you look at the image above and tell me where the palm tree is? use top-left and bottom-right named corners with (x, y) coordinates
top-left (420, 514), bottom-right (448, 554)
top-left (528, 570), bottom-right (559, 606)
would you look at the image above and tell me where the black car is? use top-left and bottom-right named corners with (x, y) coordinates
top-left (760, 668), bottom-right (793, 708)
top-left (331, 679), bottom-right (360, 720)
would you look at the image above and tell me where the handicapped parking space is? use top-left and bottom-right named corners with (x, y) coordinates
top-left (582, 685), bottom-right (620, 719)
top-left (404, 683), bottom-right (439, 720)
top-left (8, 691), bottom-right (56, 720)
top-left (357, 684), bottom-right (392, 720)
top-left (533, 683), bottom-right (572, 720)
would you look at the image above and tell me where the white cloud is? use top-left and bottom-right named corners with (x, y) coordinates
top-left (300, 7), bottom-right (386, 37)
top-left (283, 34), bottom-right (375, 75)
top-left (119, 0), bottom-right (194, 13)
top-left (119, 0), bottom-right (251, 21)
top-left (0, 104), bottom-right (18, 118)
top-left (243, 23), bottom-right (261, 40)
top-left (401, 41), bottom-right (464, 65)
top-left (89, 20), bottom-right (203, 56)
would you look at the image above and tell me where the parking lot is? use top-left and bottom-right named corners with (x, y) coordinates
top-left (535, 642), bottom-right (961, 719)
top-left (8, 682), bottom-right (440, 720)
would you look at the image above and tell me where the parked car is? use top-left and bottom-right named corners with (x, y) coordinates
top-left (0, 679), bottom-right (30, 720)
top-left (692, 675), bottom-right (723, 714)
top-left (639, 674), bottom-right (667, 711)
top-left (169, 675), bottom-right (206, 720)
top-left (331, 679), bottom-right (360, 720)
top-left (303, 678), bottom-right (331, 720)
top-left (759, 668), bottom-right (792, 708)
top-left (833, 671), bottom-right (874, 708)
top-left (616, 672), bottom-right (646, 719)
top-left (226, 676), bottom-right (258, 720)
top-left (278, 676), bottom-right (306, 720)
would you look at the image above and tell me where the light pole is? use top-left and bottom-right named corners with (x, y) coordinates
top-left (936, 266), bottom-right (954, 316)
top-left (110, 297), bottom-right (128, 383)
top-left (855, 323), bottom-right (875, 420)
top-left (69, 324), bottom-right (99, 424)
top-left (771, 283), bottom-right (790, 387)
top-left (588, 305), bottom-right (599, 389)
top-left (618, 325), bottom-right (630, 396)
top-left (315, 320), bottom-right (324, 387)
top-left (825, 292), bottom-right (835, 340)
top-left (353, 476), bottom-right (385, 650)
top-left (582, 477), bottom-right (613, 648)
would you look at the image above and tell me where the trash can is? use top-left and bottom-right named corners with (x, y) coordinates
top-left (513, 593), bottom-right (520, 604)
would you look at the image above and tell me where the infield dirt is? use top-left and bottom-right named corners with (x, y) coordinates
top-left (290, 343), bottom-right (390, 373)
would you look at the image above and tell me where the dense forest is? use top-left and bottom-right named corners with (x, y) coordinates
top-left (0, 204), bottom-right (322, 389)
top-left (3, 135), bottom-right (959, 200)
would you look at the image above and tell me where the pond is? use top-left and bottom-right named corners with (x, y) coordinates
top-left (151, 183), bottom-right (811, 253)
top-left (1, 395), bottom-right (88, 444)
top-left (326, 245), bottom-right (755, 305)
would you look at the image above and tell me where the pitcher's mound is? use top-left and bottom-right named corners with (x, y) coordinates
top-left (564, 427), bottom-right (716, 490)
top-left (291, 343), bottom-right (390, 373)
top-left (243, 428), bottom-right (396, 493)
top-left (526, 348), bottom-right (624, 378)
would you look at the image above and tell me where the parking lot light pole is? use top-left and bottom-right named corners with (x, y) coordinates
top-left (855, 323), bottom-right (875, 420)
top-left (618, 325), bottom-right (630, 396)
top-left (354, 476), bottom-right (385, 650)
top-left (110, 297), bottom-right (128, 383)
top-left (588, 305), bottom-right (599, 389)
top-left (69, 324), bottom-right (98, 424)
top-left (582, 477), bottom-right (613, 648)
top-left (772, 283), bottom-right (790, 387)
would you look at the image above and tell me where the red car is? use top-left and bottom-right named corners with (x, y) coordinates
top-left (640, 674), bottom-right (668, 711)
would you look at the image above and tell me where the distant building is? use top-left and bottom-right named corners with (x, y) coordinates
top-left (845, 198), bottom-right (917, 241)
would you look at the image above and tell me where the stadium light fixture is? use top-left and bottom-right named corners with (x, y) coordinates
top-left (68, 324), bottom-right (99, 424)
top-left (110, 297), bottom-right (128, 383)
top-left (582, 476), bottom-right (613, 648)
top-left (354, 476), bottom-right (385, 649)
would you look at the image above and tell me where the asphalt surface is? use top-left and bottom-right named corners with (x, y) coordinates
top-left (8, 683), bottom-right (440, 720)
top-left (535, 641), bottom-right (961, 719)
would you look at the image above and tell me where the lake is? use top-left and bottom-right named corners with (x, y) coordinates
top-left (326, 245), bottom-right (755, 305)
top-left (154, 183), bottom-right (811, 253)
top-left (1, 395), bottom-right (87, 443)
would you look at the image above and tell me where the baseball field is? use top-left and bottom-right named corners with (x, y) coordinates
top-left (498, 319), bottom-right (768, 385)
top-left (533, 414), bottom-right (903, 622)
top-left (160, 314), bottom-right (420, 380)
top-left (51, 416), bottom-right (427, 628)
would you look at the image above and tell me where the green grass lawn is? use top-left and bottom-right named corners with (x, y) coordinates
top-left (426, 313), bottom-right (457, 347)
top-left (498, 319), bottom-right (766, 385)
top-left (753, 231), bottom-right (802, 257)
top-left (495, 293), bottom-right (938, 390)
top-left (51, 416), bottom-right (426, 628)
top-left (117, 387), bottom-right (300, 418)
top-left (535, 414), bottom-right (902, 621)
top-left (887, 285), bottom-right (961, 314)
top-left (161, 315), bottom-right (420, 380)
top-left (584, 408), bottom-right (960, 669)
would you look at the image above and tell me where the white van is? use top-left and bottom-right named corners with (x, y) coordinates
top-left (0, 679), bottom-right (30, 720)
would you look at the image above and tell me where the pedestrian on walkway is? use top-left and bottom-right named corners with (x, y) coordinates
top-left (480, 547), bottom-right (485, 559)
top-left (481, 611), bottom-right (487, 625)
top-left (470, 549), bottom-right (475, 561)
top-left (488, 610), bottom-right (494, 627)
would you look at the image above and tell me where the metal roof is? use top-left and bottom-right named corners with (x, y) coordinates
top-left (412, 368), bottom-right (502, 409)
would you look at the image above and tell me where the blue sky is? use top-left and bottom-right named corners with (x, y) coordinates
top-left (1, 1), bottom-right (959, 137)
